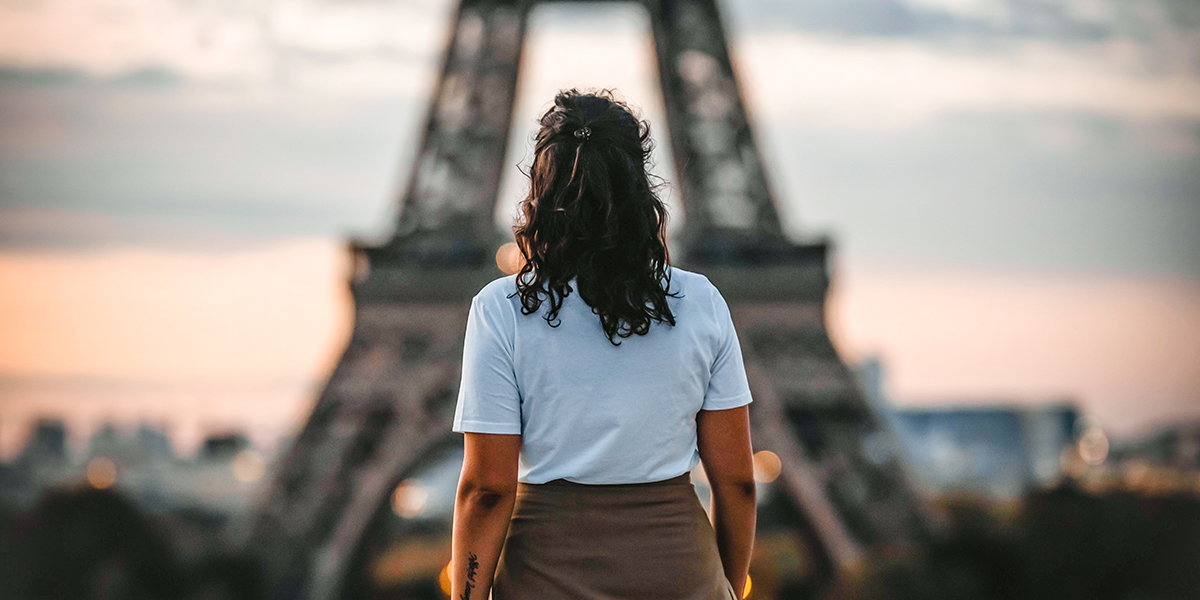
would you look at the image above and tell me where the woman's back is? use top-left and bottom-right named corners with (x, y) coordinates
top-left (453, 265), bottom-right (753, 484)
top-left (449, 89), bottom-right (755, 600)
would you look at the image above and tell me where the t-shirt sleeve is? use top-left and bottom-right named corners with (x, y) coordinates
top-left (702, 285), bottom-right (754, 411)
top-left (452, 291), bottom-right (523, 434)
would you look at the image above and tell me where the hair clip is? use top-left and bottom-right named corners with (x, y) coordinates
top-left (574, 126), bottom-right (591, 141)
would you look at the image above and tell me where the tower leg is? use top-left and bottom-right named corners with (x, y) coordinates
top-left (246, 1), bottom-right (532, 597)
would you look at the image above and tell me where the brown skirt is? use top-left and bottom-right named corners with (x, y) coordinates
top-left (492, 473), bottom-right (739, 600)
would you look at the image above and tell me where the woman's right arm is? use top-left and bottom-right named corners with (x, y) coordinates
top-left (451, 432), bottom-right (521, 600)
top-left (697, 405), bottom-right (756, 598)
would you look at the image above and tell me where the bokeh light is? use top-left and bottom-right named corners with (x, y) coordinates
top-left (439, 562), bottom-right (452, 597)
top-left (85, 456), bottom-right (117, 489)
top-left (1078, 427), bottom-right (1109, 466)
top-left (391, 480), bottom-right (429, 519)
top-left (752, 451), bottom-right (781, 483)
top-left (496, 242), bottom-right (523, 275)
top-left (231, 449), bottom-right (266, 483)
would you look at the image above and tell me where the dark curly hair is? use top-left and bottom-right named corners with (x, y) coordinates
top-left (512, 89), bottom-right (676, 345)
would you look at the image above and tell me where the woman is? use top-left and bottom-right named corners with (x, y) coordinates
top-left (450, 89), bottom-right (756, 600)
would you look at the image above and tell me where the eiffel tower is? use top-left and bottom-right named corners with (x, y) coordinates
top-left (248, 0), bottom-right (930, 598)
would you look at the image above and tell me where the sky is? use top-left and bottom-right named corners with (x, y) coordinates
top-left (0, 0), bottom-right (1198, 455)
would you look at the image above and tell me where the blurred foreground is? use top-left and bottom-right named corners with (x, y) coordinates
top-left (2, 405), bottom-right (1198, 600)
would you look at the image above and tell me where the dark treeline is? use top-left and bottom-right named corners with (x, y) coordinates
top-left (0, 482), bottom-right (1197, 600)
top-left (846, 482), bottom-right (1200, 600)
top-left (0, 487), bottom-right (262, 600)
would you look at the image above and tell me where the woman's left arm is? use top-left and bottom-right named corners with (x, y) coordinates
top-left (451, 432), bottom-right (522, 600)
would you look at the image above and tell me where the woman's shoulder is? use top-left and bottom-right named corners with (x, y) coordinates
top-left (478, 273), bottom-right (518, 294)
top-left (665, 266), bottom-right (734, 330)
top-left (665, 265), bottom-right (719, 299)
top-left (475, 274), bottom-right (519, 305)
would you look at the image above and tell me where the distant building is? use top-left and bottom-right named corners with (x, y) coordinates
top-left (134, 425), bottom-right (175, 463)
top-left (1, 420), bottom-right (267, 520)
top-left (889, 405), bottom-right (1079, 498)
top-left (1110, 421), bottom-right (1200, 470)
top-left (17, 420), bottom-right (68, 466)
top-left (87, 424), bottom-right (123, 459)
top-left (199, 433), bottom-right (251, 462)
top-left (854, 357), bottom-right (1081, 498)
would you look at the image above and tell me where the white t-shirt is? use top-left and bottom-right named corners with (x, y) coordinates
top-left (451, 265), bottom-right (754, 484)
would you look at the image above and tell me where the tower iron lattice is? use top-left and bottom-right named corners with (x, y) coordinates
top-left (248, 0), bottom-right (930, 598)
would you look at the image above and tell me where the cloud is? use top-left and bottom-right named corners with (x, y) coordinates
top-left (4, 0), bottom-right (1197, 89)
top-left (0, 0), bottom-right (450, 95)
top-left (732, 0), bottom-right (1199, 55)
top-left (0, 0), bottom-right (267, 79)
top-left (510, 2), bottom-right (1200, 131)
top-left (757, 111), bottom-right (1200, 277)
top-left (0, 84), bottom-right (421, 249)
top-left (489, 3), bottom-right (1200, 133)
top-left (0, 207), bottom-right (349, 253)
top-left (734, 34), bottom-right (1200, 129)
top-left (3, 1), bottom-right (1197, 279)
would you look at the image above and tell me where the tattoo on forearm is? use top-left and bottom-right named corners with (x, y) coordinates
top-left (459, 552), bottom-right (479, 600)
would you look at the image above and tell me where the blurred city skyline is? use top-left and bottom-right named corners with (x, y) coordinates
top-left (1, 0), bottom-right (1198, 456)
